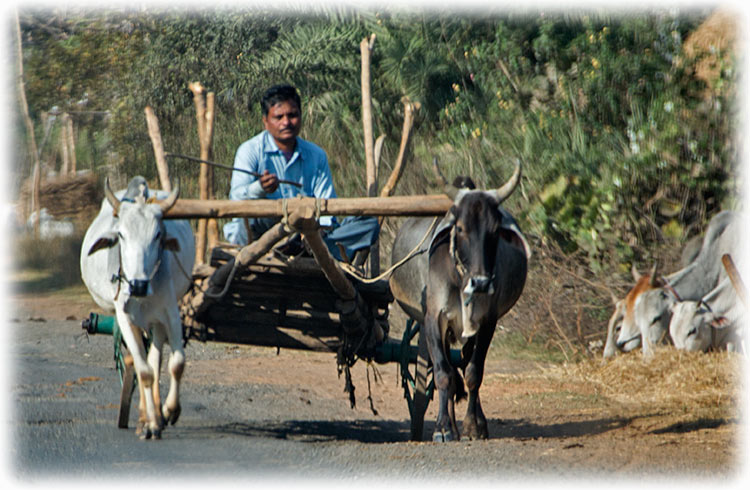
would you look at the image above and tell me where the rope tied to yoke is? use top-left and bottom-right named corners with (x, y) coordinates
top-left (338, 216), bottom-right (440, 284)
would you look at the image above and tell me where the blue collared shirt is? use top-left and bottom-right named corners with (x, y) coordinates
top-left (223, 130), bottom-right (337, 244)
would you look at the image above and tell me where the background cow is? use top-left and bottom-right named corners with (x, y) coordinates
top-left (390, 159), bottom-right (530, 441)
top-left (669, 276), bottom-right (746, 353)
top-left (80, 176), bottom-right (195, 439)
top-left (605, 210), bottom-right (739, 358)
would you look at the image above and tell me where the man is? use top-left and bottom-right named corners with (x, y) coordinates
top-left (223, 84), bottom-right (379, 261)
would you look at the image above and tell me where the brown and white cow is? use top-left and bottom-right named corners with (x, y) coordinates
top-left (603, 210), bottom-right (739, 358)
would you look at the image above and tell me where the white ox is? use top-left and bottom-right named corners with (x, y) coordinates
top-left (669, 277), bottom-right (747, 353)
top-left (80, 176), bottom-right (195, 439)
top-left (604, 210), bottom-right (739, 358)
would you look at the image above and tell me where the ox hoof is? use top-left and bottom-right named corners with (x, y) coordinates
top-left (139, 426), bottom-right (162, 440)
top-left (432, 430), bottom-right (456, 442)
top-left (163, 404), bottom-right (181, 426)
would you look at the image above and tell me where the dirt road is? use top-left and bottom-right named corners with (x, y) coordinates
top-left (8, 291), bottom-right (746, 483)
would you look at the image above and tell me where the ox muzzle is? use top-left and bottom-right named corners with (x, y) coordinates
top-left (463, 275), bottom-right (495, 305)
top-left (129, 279), bottom-right (150, 297)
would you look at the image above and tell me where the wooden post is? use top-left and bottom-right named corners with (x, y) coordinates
top-left (189, 82), bottom-right (218, 266)
top-left (144, 106), bottom-right (171, 192)
top-left (65, 113), bottom-right (76, 174)
top-left (360, 34), bottom-right (378, 275)
top-left (60, 114), bottom-right (70, 175)
top-left (15, 10), bottom-right (41, 236)
top-left (360, 34), bottom-right (377, 198)
top-left (204, 92), bottom-right (219, 251)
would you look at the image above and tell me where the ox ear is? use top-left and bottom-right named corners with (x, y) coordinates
top-left (433, 158), bottom-right (459, 200)
top-left (162, 236), bottom-right (181, 252)
top-left (88, 231), bottom-right (118, 255)
top-left (631, 264), bottom-right (642, 281)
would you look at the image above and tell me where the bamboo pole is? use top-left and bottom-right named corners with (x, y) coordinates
top-left (164, 194), bottom-right (453, 220)
top-left (144, 106), bottom-right (171, 192)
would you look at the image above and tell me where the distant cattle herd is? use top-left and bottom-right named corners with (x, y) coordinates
top-left (603, 210), bottom-right (745, 359)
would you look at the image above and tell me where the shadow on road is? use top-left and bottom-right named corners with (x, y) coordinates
top-left (194, 419), bottom-right (414, 443)
top-left (488, 416), bottom-right (635, 439)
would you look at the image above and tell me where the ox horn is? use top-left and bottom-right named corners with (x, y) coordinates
top-left (158, 182), bottom-right (180, 214)
top-left (104, 177), bottom-right (121, 216)
top-left (494, 159), bottom-right (522, 203)
top-left (432, 157), bottom-right (459, 200)
top-left (648, 262), bottom-right (660, 286)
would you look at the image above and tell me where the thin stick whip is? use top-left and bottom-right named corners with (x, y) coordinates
top-left (165, 152), bottom-right (302, 188)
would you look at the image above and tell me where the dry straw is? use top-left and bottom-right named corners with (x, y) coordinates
top-left (541, 347), bottom-right (744, 411)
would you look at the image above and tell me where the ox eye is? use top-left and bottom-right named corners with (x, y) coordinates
top-left (651, 314), bottom-right (662, 325)
top-left (687, 328), bottom-right (697, 337)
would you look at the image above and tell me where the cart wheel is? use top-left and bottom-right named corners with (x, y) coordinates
top-left (400, 320), bottom-right (433, 442)
top-left (117, 353), bottom-right (136, 429)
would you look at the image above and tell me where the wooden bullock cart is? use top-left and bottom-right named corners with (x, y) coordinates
top-left (82, 193), bottom-right (462, 441)
top-left (82, 77), bottom-right (451, 440)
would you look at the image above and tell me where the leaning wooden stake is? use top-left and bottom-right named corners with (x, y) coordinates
top-left (380, 98), bottom-right (419, 200)
top-left (145, 106), bottom-right (171, 192)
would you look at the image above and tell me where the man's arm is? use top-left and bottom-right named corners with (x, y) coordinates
top-left (228, 140), bottom-right (267, 200)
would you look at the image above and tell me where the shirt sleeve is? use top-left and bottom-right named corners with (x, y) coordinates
top-left (312, 152), bottom-right (337, 200)
top-left (228, 140), bottom-right (266, 200)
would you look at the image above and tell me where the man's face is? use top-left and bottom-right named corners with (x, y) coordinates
top-left (263, 100), bottom-right (302, 148)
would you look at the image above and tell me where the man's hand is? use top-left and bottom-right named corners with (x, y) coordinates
top-left (259, 169), bottom-right (279, 194)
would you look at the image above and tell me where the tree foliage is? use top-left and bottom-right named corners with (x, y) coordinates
top-left (15, 6), bottom-right (739, 273)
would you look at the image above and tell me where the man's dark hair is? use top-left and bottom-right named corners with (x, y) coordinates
top-left (259, 84), bottom-right (301, 116)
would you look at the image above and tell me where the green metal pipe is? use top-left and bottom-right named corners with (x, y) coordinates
top-left (81, 312), bottom-right (117, 336)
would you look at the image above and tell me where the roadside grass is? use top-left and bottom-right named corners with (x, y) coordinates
top-left (489, 329), bottom-right (569, 364)
top-left (11, 233), bottom-right (84, 294)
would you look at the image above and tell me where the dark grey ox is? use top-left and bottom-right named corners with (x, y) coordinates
top-left (390, 160), bottom-right (530, 441)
